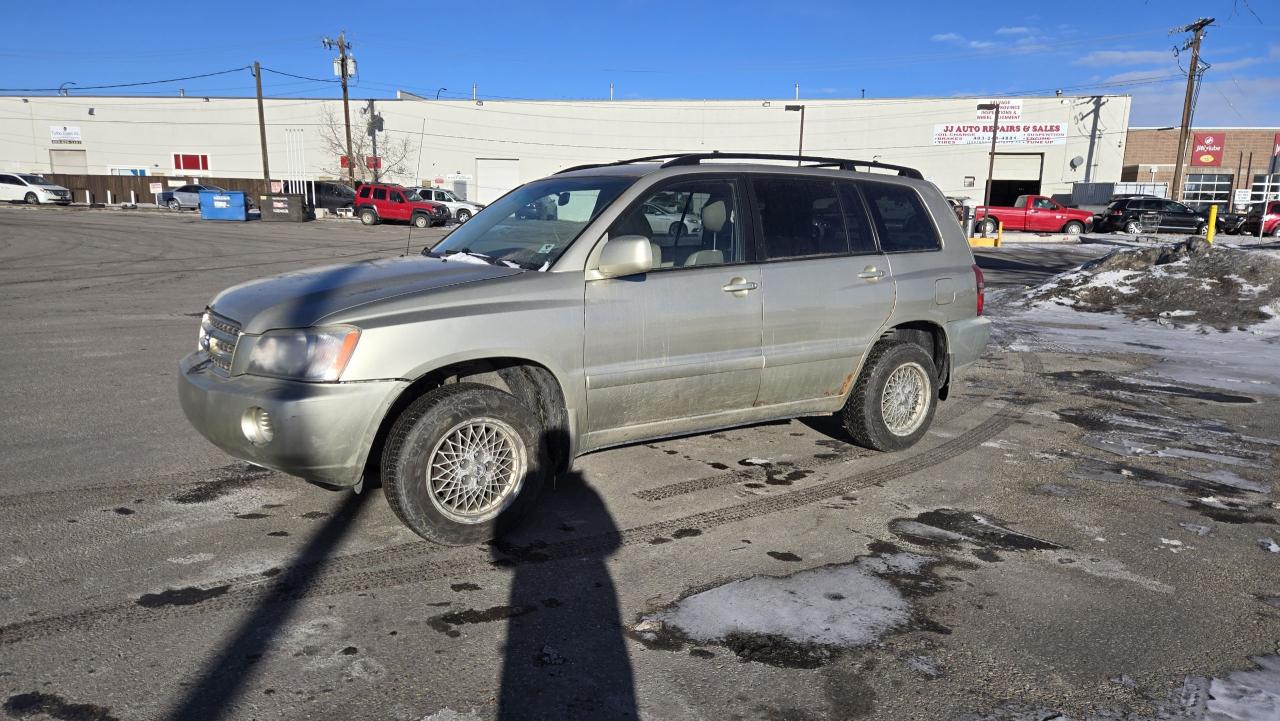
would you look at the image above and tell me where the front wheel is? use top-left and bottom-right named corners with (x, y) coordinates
top-left (841, 342), bottom-right (938, 452)
top-left (359, 208), bottom-right (378, 226)
top-left (167, 199), bottom-right (181, 211)
top-left (381, 383), bottom-right (547, 545)
top-left (1196, 223), bottom-right (1208, 236)
top-left (1272, 226), bottom-right (1280, 238)
top-left (413, 213), bottom-right (429, 229)
top-left (455, 208), bottom-right (472, 223)
top-left (1063, 220), bottom-right (1085, 234)
top-left (24, 192), bottom-right (38, 204)
top-left (668, 221), bottom-right (687, 239)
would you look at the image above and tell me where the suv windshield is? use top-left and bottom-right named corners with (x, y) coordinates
top-left (429, 176), bottom-right (634, 270)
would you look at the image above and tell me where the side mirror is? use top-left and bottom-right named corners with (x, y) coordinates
top-left (596, 235), bottom-right (653, 278)
top-left (558, 191), bottom-right (571, 206)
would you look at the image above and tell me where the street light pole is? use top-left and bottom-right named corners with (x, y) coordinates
top-left (978, 103), bottom-right (1001, 207)
top-left (785, 104), bottom-right (805, 165)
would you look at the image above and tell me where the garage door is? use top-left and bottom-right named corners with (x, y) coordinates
top-left (49, 149), bottom-right (87, 174)
top-left (475, 158), bottom-right (520, 204)
top-left (992, 154), bottom-right (1042, 181)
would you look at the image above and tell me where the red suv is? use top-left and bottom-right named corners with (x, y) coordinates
top-left (354, 183), bottom-right (449, 228)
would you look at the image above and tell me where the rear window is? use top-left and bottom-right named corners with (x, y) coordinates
top-left (753, 177), bottom-right (847, 259)
top-left (860, 182), bottom-right (941, 252)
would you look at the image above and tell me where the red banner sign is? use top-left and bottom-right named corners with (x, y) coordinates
top-left (1191, 132), bottom-right (1224, 167)
top-left (365, 156), bottom-right (381, 169)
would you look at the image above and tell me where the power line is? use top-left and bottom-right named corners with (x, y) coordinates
top-left (259, 67), bottom-right (340, 84)
top-left (0, 66), bottom-right (251, 93)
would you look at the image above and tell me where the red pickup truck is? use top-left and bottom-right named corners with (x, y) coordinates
top-left (975, 195), bottom-right (1094, 234)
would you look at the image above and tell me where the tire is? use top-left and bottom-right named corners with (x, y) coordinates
top-left (24, 192), bottom-right (38, 204)
top-left (1196, 223), bottom-right (1208, 236)
top-left (1272, 226), bottom-right (1280, 238)
top-left (413, 213), bottom-right (429, 229)
top-left (359, 208), bottom-right (378, 226)
top-left (456, 208), bottom-right (472, 223)
top-left (167, 199), bottom-right (181, 211)
top-left (840, 342), bottom-right (938, 452)
top-left (381, 383), bottom-right (547, 545)
top-left (1123, 220), bottom-right (1141, 235)
top-left (979, 217), bottom-right (998, 234)
top-left (1063, 220), bottom-right (1085, 234)
top-left (668, 221), bottom-right (687, 239)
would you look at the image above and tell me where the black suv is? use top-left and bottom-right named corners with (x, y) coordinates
top-left (312, 181), bottom-right (356, 211)
top-left (1097, 197), bottom-right (1208, 235)
top-left (1192, 202), bottom-right (1244, 235)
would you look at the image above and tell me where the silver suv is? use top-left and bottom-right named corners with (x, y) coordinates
top-left (179, 153), bottom-right (990, 544)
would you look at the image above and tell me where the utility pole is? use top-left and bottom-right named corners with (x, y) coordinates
top-left (978, 103), bottom-right (1002, 207)
top-left (1170, 17), bottom-right (1213, 202)
top-left (323, 32), bottom-right (356, 185)
top-left (1080, 96), bottom-right (1106, 183)
top-left (253, 61), bottom-right (270, 182)
top-left (366, 99), bottom-right (381, 183)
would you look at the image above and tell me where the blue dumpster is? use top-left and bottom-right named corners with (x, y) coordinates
top-left (199, 190), bottom-right (248, 221)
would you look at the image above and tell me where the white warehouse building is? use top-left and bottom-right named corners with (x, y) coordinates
top-left (0, 93), bottom-right (1131, 206)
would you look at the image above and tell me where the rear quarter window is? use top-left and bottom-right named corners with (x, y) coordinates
top-left (860, 182), bottom-right (941, 252)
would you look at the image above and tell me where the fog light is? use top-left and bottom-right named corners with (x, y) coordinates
top-left (241, 406), bottom-right (274, 446)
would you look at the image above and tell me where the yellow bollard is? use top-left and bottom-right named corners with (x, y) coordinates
top-left (1206, 204), bottom-right (1217, 244)
top-left (996, 220), bottom-right (1003, 247)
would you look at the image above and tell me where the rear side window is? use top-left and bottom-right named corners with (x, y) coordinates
top-left (836, 183), bottom-right (878, 255)
top-left (860, 182), bottom-right (941, 252)
top-left (752, 178), bottom-right (847, 259)
top-left (373, 188), bottom-right (387, 201)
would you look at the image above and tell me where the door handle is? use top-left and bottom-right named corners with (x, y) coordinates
top-left (722, 278), bottom-right (758, 294)
top-left (857, 266), bottom-right (885, 279)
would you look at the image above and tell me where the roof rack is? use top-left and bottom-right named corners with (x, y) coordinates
top-left (555, 152), bottom-right (923, 179)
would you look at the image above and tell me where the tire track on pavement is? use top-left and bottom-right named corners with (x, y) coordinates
top-left (0, 354), bottom-right (1039, 645)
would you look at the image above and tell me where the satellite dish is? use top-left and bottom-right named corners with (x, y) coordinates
top-left (1069, 156), bottom-right (1085, 170)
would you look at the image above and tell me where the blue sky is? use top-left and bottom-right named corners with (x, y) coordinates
top-left (3, 0), bottom-right (1276, 126)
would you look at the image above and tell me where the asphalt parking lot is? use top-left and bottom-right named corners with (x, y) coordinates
top-left (1, 206), bottom-right (1277, 721)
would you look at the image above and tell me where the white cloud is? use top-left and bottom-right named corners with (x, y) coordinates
top-left (931, 32), bottom-right (963, 42)
top-left (997, 26), bottom-right (1035, 35)
top-left (1212, 56), bottom-right (1265, 72)
top-left (968, 40), bottom-right (996, 49)
top-left (1075, 50), bottom-right (1171, 67)
top-left (1129, 75), bottom-right (1280, 126)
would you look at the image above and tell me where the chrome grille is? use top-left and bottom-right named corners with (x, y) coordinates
top-left (198, 310), bottom-right (241, 372)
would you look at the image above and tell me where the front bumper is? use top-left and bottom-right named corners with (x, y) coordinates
top-left (178, 352), bottom-right (408, 487)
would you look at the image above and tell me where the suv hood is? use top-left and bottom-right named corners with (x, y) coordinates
top-left (210, 255), bottom-right (522, 333)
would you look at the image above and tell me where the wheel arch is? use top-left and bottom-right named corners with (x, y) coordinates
top-left (878, 320), bottom-right (951, 400)
top-left (363, 356), bottom-right (572, 485)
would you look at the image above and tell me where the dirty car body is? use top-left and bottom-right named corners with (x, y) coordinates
top-left (179, 153), bottom-right (990, 542)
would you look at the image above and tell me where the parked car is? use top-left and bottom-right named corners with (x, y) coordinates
top-left (1241, 200), bottom-right (1280, 237)
top-left (0, 173), bottom-right (71, 204)
top-left (178, 152), bottom-right (989, 544)
top-left (515, 195), bottom-right (558, 220)
top-left (1191, 202), bottom-right (1244, 234)
top-left (640, 200), bottom-right (703, 238)
top-left (945, 197), bottom-right (967, 224)
top-left (1096, 197), bottom-right (1210, 235)
top-left (312, 181), bottom-right (356, 211)
top-left (353, 183), bottom-right (449, 227)
top-left (412, 186), bottom-right (485, 222)
top-left (165, 184), bottom-right (226, 211)
top-left (975, 195), bottom-right (1094, 234)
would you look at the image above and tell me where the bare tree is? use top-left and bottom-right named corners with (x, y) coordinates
top-left (317, 105), bottom-right (417, 184)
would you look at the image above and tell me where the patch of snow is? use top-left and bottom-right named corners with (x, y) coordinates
top-left (1155, 447), bottom-right (1266, 469)
top-left (1259, 538), bottom-right (1280, 554)
top-left (166, 553), bottom-right (215, 565)
top-left (653, 552), bottom-right (927, 648)
top-left (740, 457), bottom-right (773, 466)
top-left (419, 709), bottom-right (482, 721)
top-left (1189, 469), bottom-right (1271, 494)
top-left (1206, 655), bottom-right (1280, 720)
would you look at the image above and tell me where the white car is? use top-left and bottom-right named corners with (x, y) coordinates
top-left (642, 202), bottom-right (702, 238)
top-left (412, 187), bottom-right (485, 222)
top-left (0, 173), bottom-right (72, 204)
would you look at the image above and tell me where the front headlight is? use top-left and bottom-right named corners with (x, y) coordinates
top-left (245, 327), bottom-right (360, 382)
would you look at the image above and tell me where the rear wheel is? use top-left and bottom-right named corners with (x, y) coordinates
top-left (979, 217), bottom-right (998, 234)
top-left (668, 221), bottom-right (687, 239)
top-left (841, 342), bottom-right (938, 452)
top-left (23, 192), bottom-right (38, 204)
top-left (1063, 220), bottom-right (1085, 234)
top-left (1123, 220), bottom-right (1141, 234)
top-left (1196, 223), bottom-right (1208, 236)
top-left (381, 383), bottom-right (547, 545)
top-left (456, 208), bottom-right (472, 223)
top-left (413, 213), bottom-right (430, 229)
top-left (359, 208), bottom-right (378, 226)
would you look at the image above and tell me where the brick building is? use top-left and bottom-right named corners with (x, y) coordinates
top-left (1123, 127), bottom-right (1280, 210)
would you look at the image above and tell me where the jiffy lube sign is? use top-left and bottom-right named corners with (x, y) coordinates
top-left (1191, 132), bottom-right (1224, 166)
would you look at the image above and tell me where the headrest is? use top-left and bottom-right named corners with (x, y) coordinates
top-left (701, 201), bottom-right (727, 233)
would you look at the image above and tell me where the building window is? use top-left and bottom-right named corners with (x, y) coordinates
top-left (1182, 173), bottom-right (1233, 205)
top-left (173, 153), bottom-right (209, 171)
top-left (1251, 174), bottom-right (1280, 204)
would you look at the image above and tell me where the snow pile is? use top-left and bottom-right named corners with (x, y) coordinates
top-left (1021, 238), bottom-right (1280, 331)
top-left (651, 553), bottom-right (928, 648)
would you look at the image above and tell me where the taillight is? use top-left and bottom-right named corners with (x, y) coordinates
top-left (972, 264), bottom-right (985, 316)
